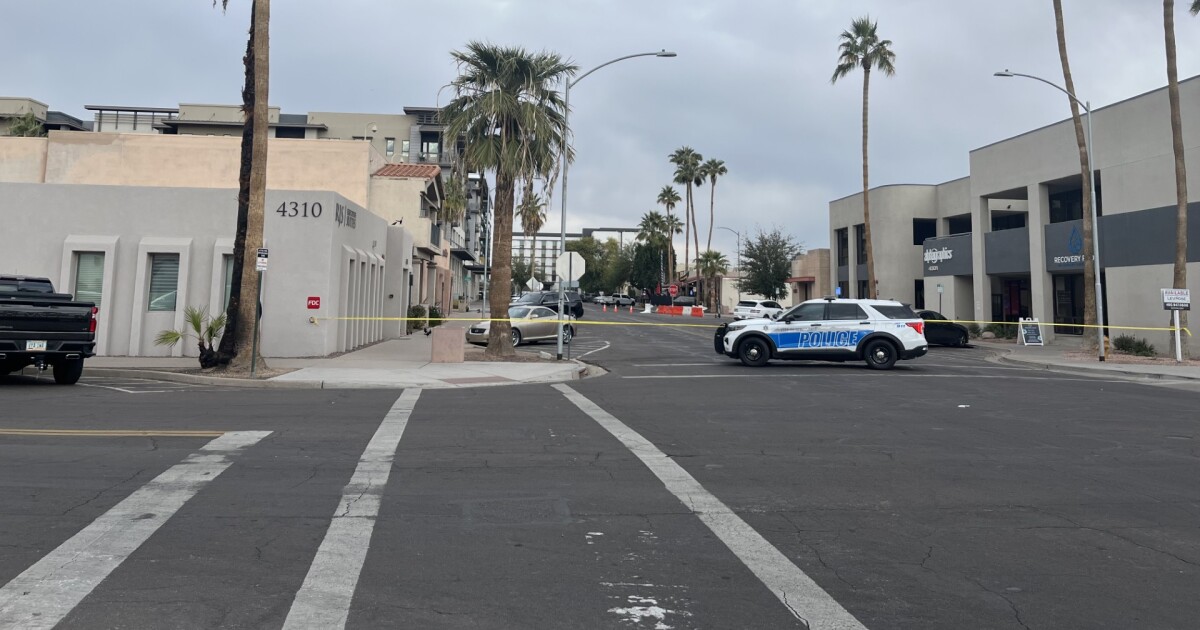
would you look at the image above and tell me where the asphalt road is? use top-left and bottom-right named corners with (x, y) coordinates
top-left (2, 309), bottom-right (1199, 629)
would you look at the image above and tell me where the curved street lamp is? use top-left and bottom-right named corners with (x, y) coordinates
top-left (994, 69), bottom-right (1105, 361)
top-left (554, 50), bottom-right (677, 360)
top-left (717, 226), bottom-right (742, 306)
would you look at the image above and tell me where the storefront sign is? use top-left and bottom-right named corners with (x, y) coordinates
top-left (1019, 317), bottom-right (1044, 346)
top-left (1162, 288), bottom-right (1191, 311)
top-left (1046, 222), bottom-right (1086, 270)
top-left (334, 203), bottom-right (358, 229)
top-left (923, 234), bottom-right (973, 276)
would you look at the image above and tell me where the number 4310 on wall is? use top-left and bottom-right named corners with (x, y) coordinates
top-left (276, 202), bottom-right (323, 218)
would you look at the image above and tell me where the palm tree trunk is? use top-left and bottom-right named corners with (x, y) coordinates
top-left (861, 66), bottom-right (877, 299)
top-left (1053, 0), bottom-right (1099, 350)
top-left (1165, 0), bottom-right (1190, 359)
top-left (707, 181), bottom-right (715, 252)
top-left (691, 187), bottom-right (700, 284)
top-left (230, 0), bottom-right (269, 371)
top-left (666, 207), bottom-right (675, 283)
top-left (682, 188), bottom-right (691, 288)
top-left (487, 171), bottom-right (516, 357)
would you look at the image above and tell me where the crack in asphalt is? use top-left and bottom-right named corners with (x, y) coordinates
top-left (60, 467), bottom-right (147, 517)
top-left (970, 577), bottom-right (1031, 630)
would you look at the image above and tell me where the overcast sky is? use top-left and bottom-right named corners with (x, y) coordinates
top-left (8, 0), bottom-right (1200, 257)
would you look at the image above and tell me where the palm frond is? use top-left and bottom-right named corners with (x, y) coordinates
top-left (154, 329), bottom-right (185, 347)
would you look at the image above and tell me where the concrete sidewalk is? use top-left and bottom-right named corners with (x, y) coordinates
top-left (976, 339), bottom-right (1200, 381)
top-left (86, 311), bottom-right (591, 389)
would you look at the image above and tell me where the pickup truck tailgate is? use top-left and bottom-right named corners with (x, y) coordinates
top-left (0, 299), bottom-right (95, 353)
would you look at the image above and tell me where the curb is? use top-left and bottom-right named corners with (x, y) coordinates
top-left (992, 353), bottom-right (1200, 382)
top-left (85, 359), bottom-right (598, 390)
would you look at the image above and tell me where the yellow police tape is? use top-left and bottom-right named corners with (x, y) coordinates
top-left (310, 315), bottom-right (1191, 335)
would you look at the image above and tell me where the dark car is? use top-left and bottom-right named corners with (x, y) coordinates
top-left (0, 275), bottom-right (97, 384)
top-left (918, 310), bottom-right (970, 347)
top-left (512, 291), bottom-right (584, 319)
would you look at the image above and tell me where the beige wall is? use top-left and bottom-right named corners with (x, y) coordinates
top-left (829, 184), bottom-right (939, 303)
top-left (0, 137), bottom-right (47, 182)
top-left (308, 112), bottom-right (415, 162)
top-left (35, 131), bottom-right (371, 206)
top-left (178, 103), bottom-right (280, 124)
top-left (0, 97), bottom-right (47, 119)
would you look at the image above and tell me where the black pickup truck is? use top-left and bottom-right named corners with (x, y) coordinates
top-left (0, 276), bottom-right (97, 384)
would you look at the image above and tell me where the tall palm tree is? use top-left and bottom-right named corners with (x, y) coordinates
top-left (695, 250), bottom-right (729, 312)
top-left (442, 43), bottom-right (576, 357)
top-left (1166, 0), bottom-right (1190, 359)
top-left (669, 147), bottom-right (703, 283)
top-left (7, 112), bottom-right (45, 137)
top-left (213, 0), bottom-right (270, 370)
top-left (656, 185), bottom-right (681, 282)
top-left (517, 181), bottom-right (547, 265)
top-left (1051, 0), bottom-right (1099, 350)
top-left (700, 158), bottom-right (727, 251)
top-left (831, 16), bottom-right (895, 300)
top-left (1193, 1), bottom-right (1200, 14)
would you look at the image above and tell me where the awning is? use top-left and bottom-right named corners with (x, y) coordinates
top-left (450, 247), bottom-right (477, 262)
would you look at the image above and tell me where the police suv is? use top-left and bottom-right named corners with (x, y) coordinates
top-left (714, 297), bottom-right (929, 369)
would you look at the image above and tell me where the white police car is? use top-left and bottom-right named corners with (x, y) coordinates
top-left (713, 297), bottom-right (929, 369)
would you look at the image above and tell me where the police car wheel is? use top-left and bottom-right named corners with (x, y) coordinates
top-left (738, 337), bottom-right (771, 367)
top-left (863, 339), bottom-right (897, 370)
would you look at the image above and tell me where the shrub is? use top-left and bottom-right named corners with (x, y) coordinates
top-left (428, 305), bottom-right (444, 328)
top-left (1113, 334), bottom-right (1157, 357)
top-left (966, 323), bottom-right (982, 338)
top-left (406, 305), bottom-right (426, 334)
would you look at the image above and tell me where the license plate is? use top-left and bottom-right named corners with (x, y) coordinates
top-left (26, 340), bottom-right (47, 351)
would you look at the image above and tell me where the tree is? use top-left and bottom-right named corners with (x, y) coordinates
top-left (566, 236), bottom-right (605, 293)
top-left (511, 258), bottom-right (535, 294)
top-left (1193, 0), bottom-right (1200, 14)
top-left (154, 306), bottom-right (227, 369)
top-left (6, 112), bottom-right (44, 137)
top-left (669, 147), bottom-right (704, 282)
top-left (695, 250), bottom-right (729, 312)
top-left (1166, 0), bottom-right (1190, 359)
top-left (739, 228), bottom-right (800, 301)
top-left (442, 43), bottom-right (576, 357)
top-left (700, 158), bottom-right (727, 251)
top-left (601, 241), bottom-right (635, 294)
top-left (656, 185), bottom-right (681, 282)
top-left (1051, 0), bottom-right (1100, 351)
top-left (213, 0), bottom-right (270, 371)
top-left (629, 243), bottom-right (662, 294)
top-left (832, 16), bottom-right (895, 300)
top-left (516, 182), bottom-right (547, 264)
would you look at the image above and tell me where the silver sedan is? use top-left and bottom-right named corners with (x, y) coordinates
top-left (466, 306), bottom-right (576, 347)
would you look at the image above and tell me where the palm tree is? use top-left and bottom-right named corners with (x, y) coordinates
top-left (656, 185), bottom-right (681, 281)
top-left (517, 182), bottom-right (547, 264)
top-left (637, 211), bottom-right (671, 287)
top-left (1193, 1), bottom-right (1200, 14)
top-left (700, 158), bottom-right (727, 251)
top-left (6, 112), bottom-right (45, 137)
top-left (669, 147), bottom-right (703, 284)
top-left (831, 16), bottom-right (895, 300)
top-left (442, 43), bottom-right (576, 357)
top-left (212, 0), bottom-right (271, 371)
top-left (1051, 0), bottom-right (1100, 350)
top-left (695, 250), bottom-right (729, 312)
top-left (1165, 0), bottom-right (1191, 359)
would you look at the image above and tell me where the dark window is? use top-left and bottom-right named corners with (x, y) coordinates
top-left (782, 303), bottom-right (826, 322)
top-left (912, 219), bottom-right (937, 246)
top-left (275, 127), bottom-right (304, 139)
top-left (946, 215), bottom-right (972, 235)
top-left (837, 281), bottom-right (849, 298)
top-left (991, 213), bottom-right (1027, 231)
top-left (857, 279), bottom-right (869, 299)
top-left (919, 310), bottom-right (946, 320)
top-left (836, 228), bottom-right (849, 266)
top-left (828, 303), bottom-right (868, 320)
top-left (854, 224), bottom-right (867, 264)
top-left (873, 304), bottom-right (918, 319)
top-left (914, 279), bottom-right (925, 309)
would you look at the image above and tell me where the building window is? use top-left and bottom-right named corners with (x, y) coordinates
top-left (74, 252), bottom-right (105, 309)
top-left (991, 213), bottom-right (1027, 231)
top-left (914, 279), bottom-right (925, 309)
top-left (854, 224), bottom-right (867, 264)
top-left (946, 215), bottom-right (972, 235)
top-left (857, 279), bottom-right (869, 299)
top-left (385, 137), bottom-right (395, 158)
top-left (148, 253), bottom-right (179, 312)
top-left (836, 228), bottom-right (848, 266)
top-left (401, 139), bottom-right (410, 162)
top-left (912, 218), bottom-right (936, 246)
top-left (223, 255), bottom-right (234, 311)
top-left (837, 280), bottom-right (849, 298)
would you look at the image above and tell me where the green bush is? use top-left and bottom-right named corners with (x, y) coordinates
top-left (428, 305), bottom-right (444, 328)
top-left (1113, 334), bottom-right (1157, 357)
top-left (966, 323), bottom-right (982, 338)
top-left (983, 322), bottom-right (1017, 339)
top-left (406, 305), bottom-right (426, 334)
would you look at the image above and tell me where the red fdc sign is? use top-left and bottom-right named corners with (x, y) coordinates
top-left (307, 297), bottom-right (321, 309)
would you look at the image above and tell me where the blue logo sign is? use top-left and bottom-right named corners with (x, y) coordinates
top-left (1068, 226), bottom-right (1084, 255)
top-left (835, 286), bottom-right (842, 297)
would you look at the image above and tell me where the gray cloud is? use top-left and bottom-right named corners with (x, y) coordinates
top-left (7, 0), bottom-right (1200, 258)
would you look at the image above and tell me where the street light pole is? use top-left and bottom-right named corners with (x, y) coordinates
top-left (555, 49), bottom-right (677, 360)
top-left (717, 226), bottom-right (741, 314)
top-left (994, 70), bottom-right (1105, 361)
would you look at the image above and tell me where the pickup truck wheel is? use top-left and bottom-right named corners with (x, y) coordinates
top-left (863, 339), bottom-right (897, 370)
top-left (737, 337), bottom-right (771, 367)
top-left (53, 359), bottom-right (84, 385)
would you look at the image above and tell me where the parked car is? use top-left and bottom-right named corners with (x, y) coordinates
top-left (672, 296), bottom-right (697, 307)
top-left (615, 295), bottom-right (635, 307)
top-left (733, 299), bottom-right (784, 320)
top-left (0, 275), bottom-right (97, 384)
top-left (715, 297), bottom-right (929, 369)
top-left (918, 310), bottom-right (970, 347)
top-left (467, 306), bottom-right (576, 347)
top-left (511, 291), bottom-right (584, 318)
top-left (593, 294), bottom-right (616, 305)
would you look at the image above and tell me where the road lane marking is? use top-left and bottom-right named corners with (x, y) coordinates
top-left (0, 428), bottom-right (225, 438)
top-left (282, 388), bottom-right (421, 630)
top-left (553, 384), bottom-right (866, 630)
top-left (578, 341), bottom-right (611, 358)
top-left (621, 373), bottom-right (1132, 383)
top-left (0, 430), bottom-right (270, 630)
